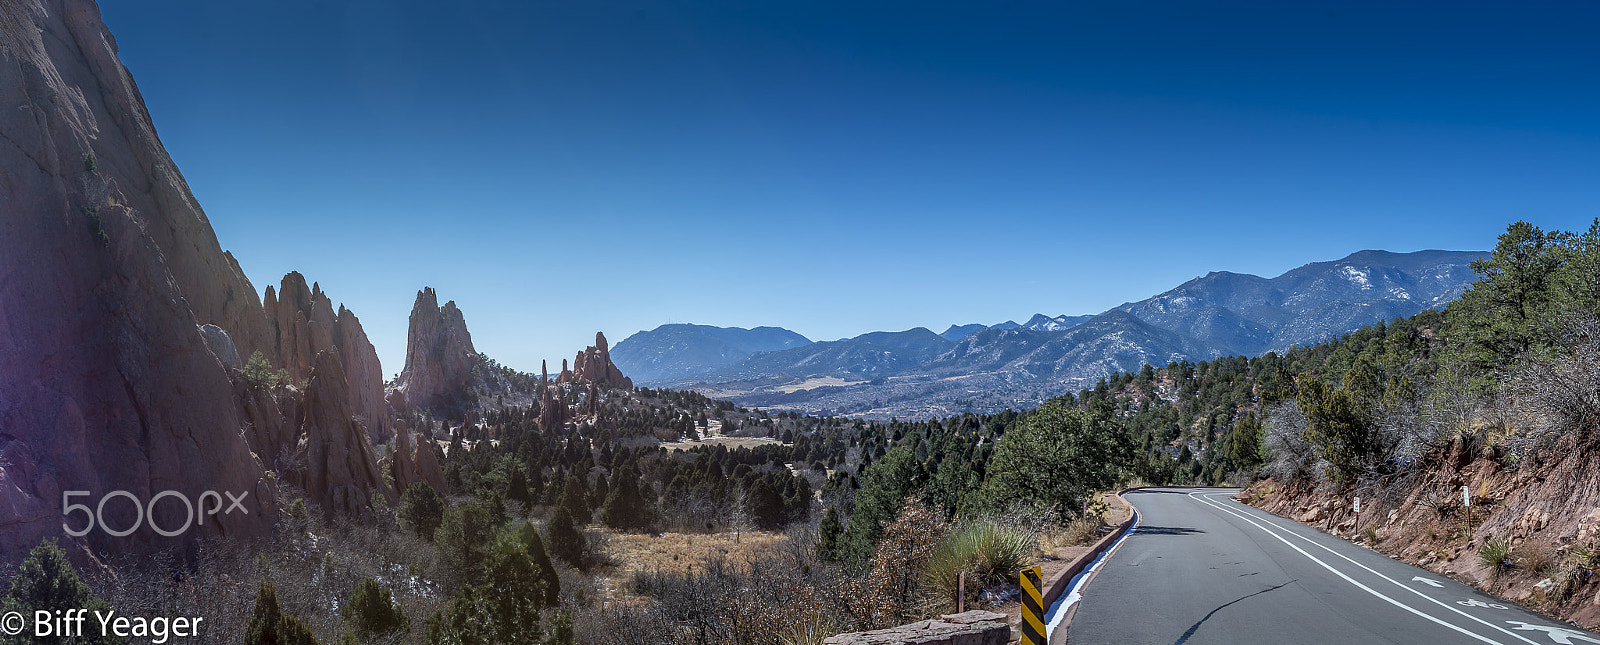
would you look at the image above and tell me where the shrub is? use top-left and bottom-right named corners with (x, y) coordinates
top-left (242, 350), bottom-right (281, 388)
top-left (1479, 537), bottom-right (1512, 578)
top-left (924, 518), bottom-right (1037, 612)
top-left (343, 577), bottom-right (408, 637)
top-left (849, 499), bottom-right (948, 628)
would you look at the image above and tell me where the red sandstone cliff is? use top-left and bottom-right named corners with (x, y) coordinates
top-left (389, 287), bottom-right (478, 414)
top-left (0, 0), bottom-right (276, 558)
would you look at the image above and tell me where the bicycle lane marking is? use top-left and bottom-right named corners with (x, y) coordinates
top-left (1181, 490), bottom-right (1510, 645)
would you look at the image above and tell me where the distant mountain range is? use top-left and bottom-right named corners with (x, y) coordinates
top-left (610, 324), bottom-right (811, 382)
top-left (614, 249), bottom-right (1486, 418)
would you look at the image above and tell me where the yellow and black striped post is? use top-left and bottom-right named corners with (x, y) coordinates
top-left (1020, 565), bottom-right (1045, 644)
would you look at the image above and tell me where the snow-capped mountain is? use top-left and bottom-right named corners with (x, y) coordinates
top-left (617, 249), bottom-right (1486, 418)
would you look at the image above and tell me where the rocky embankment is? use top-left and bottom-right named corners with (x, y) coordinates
top-left (1242, 435), bottom-right (1600, 629)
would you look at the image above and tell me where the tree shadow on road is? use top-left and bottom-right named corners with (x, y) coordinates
top-left (1135, 525), bottom-right (1205, 536)
top-left (1171, 579), bottom-right (1296, 645)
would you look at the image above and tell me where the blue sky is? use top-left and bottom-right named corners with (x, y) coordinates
top-left (101, 1), bottom-right (1600, 376)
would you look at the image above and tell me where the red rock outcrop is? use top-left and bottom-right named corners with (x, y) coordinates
top-left (390, 287), bottom-right (478, 413)
top-left (286, 351), bottom-right (391, 515)
top-left (261, 272), bottom-right (391, 443)
top-left (568, 331), bottom-right (634, 390)
top-left (0, 0), bottom-right (282, 559)
top-left (388, 425), bottom-right (447, 497)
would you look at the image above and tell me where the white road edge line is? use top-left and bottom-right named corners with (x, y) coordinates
top-left (1196, 491), bottom-right (1548, 645)
top-left (1043, 503), bottom-right (1142, 641)
top-left (1183, 490), bottom-right (1508, 645)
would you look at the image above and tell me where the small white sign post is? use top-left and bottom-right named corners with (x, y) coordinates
top-left (1462, 486), bottom-right (1471, 508)
top-left (1353, 497), bottom-right (1362, 513)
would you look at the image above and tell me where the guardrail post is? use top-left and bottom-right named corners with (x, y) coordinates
top-left (1020, 565), bottom-right (1044, 644)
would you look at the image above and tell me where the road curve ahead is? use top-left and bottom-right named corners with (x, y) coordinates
top-left (1064, 488), bottom-right (1599, 645)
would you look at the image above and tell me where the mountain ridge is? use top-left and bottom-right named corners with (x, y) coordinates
top-left (628, 248), bottom-right (1487, 418)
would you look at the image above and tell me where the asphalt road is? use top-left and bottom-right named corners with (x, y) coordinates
top-left (1063, 488), bottom-right (1600, 645)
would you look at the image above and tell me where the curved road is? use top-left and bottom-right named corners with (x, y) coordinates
top-left (1063, 488), bottom-right (1599, 645)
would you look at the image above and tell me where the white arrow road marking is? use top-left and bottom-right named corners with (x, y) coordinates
top-left (1413, 576), bottom-right (1445, 588)
top-left (1184, 492), bottom-right (1509, 644)
top-left (1192, 492), bottom-right (1538, 644)
top-left (1506, 622), bottom-right (1600, 644)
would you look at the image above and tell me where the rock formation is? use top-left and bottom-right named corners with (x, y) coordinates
top-left (262, 272), bottom-right (391, 443)
top-left (289, 351), bottom-right (391, 516)
top-left (388, 425), bottom-right (448, 497)
top-left (568, 332), bottom-right (634, 390)
top-left (0, 0), bottom-right (276, 558)
top-left (390, 287), bottom-right (478, 414)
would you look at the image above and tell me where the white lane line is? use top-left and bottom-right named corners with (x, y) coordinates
top-left (1196, 492), bottom-right (1548, 645)
top-left (1044, 503), bottom-right (1142, 641)
top-left (1182, 491), bottom-right (1508, 645)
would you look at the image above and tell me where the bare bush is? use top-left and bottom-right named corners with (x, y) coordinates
top-left (1512, 311), bottom-right (1600, 459)
top-left (1262, 402), bottom-right (1319, 485)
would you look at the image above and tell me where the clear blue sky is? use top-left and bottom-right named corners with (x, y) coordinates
top-left (101, 1), bottom-right (1600, 376)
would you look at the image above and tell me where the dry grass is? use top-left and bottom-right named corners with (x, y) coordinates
top-left (605, 530), bottom-right (788, 575)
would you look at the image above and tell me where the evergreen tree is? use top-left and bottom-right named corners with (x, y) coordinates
top-left (838, 446), bottom-right (925, 566)
top-left (399, 481), bottom-right (445, 541)
top-left (343, 578), bottom-right (409, 637)
top-left (0, 539), bottom-right (120, 645)
top-left (1228, 413), bottom-right (1264, 471)
top-left (434, 501), bottom-right (494, 590)
top-left (517, 523), bottom-right (561, 607)
top-left (244, 577), bottom-right (322, 645)
top-left (589, 475), bottom-right (609, 512)
top-left (747, 477), bottom-right (784, 529)
top-left (505, 468), bottom-right (532, 509)
top-left (601, 467), bottom-right (649, 532)
top-left (547, 504), bottom-right (586, 569)
top-left (557, 474), bottom-right (591, 526)
top-left (818, 507), bottom-right (843, 561)
top-left (978, 398), bottom-right (1131, 523)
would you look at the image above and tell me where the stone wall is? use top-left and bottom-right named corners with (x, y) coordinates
top-left (822, 610), bottom-right (1010, 645)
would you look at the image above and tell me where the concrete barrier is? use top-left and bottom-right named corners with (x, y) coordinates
top-left (822, 610), bottom-right (1010, 645)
